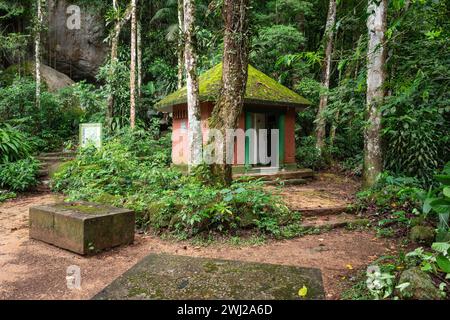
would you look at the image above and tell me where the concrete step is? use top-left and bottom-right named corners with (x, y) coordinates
top-left (36, 156), bottom-right (74, 162)
top-left (235, 169), bottom-right (314, 181)
top-left (36, 180), bottom-right (51, 192)
top-left (293, 205), bottom-right (351, 217)
top-left (250, 167), bottom-right (280, 174)
top-left (300, 213), bottom-right (370, 230)
top-left (40, 151), bottom-right (76, 157)
top-left (37, 169), bottom-right (49, 177)
top-left (265, 178), bottom-right (307, 186)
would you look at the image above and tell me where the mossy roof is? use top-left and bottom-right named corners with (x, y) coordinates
top-left (156, 63), bottom-right (311, 111)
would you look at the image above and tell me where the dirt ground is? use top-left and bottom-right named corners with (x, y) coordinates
top-left (0, 183), bottom-right (395, 300)
top-left (271, 172), bottom-right (360, 210)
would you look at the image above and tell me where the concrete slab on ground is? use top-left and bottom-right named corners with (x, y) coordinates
top-left (94, 253), bottom-right (325, 300)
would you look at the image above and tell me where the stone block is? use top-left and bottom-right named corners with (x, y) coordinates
top-left (30, 202), bottom-right (134, 255)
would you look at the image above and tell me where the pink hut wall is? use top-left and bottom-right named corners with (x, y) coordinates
top-left (284, 107), bottom-right (296, 164)
top-left (171, 102), bottom-right (295, 166)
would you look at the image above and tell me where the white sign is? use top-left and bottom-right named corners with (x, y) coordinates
top-left (80, 123), bottom-right (102, 148)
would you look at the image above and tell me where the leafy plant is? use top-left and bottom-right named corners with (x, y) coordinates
top-left (406, 243), bottom-right (450, 279)
top-left (0, 125), bottom-right (33, 163)
top-left (295, 136), bottom-right (328, 170)
top-left (422, 162), bottom-right (450, 241)
top-left (0, 190), bottom-right (16, 203)
top-left (52, 134), bottom-right (298, 238)
top-left (0, 157), bottom-right (39, 191)
top-left (366, 266), bottom-right (396, 299)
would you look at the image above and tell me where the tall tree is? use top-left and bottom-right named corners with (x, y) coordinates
top-left (130, 0), bottom-right (138, 129)
top-left (35, 0), bottom-right (43, 109)
top-left (315, 0), bottom-right (337, 153)
top-left (177, 0), bottom-right (184, 89)
top-left (209, 0), bottom-right (251, 185)
top-left (107, 1), bottom-right (132, 123)
top-left (364, 0), bottom-right (387, 187)
top-left (184, 0), bottom-right (202, 168)
top-left (137, 20), bottom-right (142, 98)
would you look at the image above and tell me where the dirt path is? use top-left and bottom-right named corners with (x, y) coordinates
top-left (0, 190), bottom-right (394, 300)
top-left (272, 172), bottom-right (360, 210)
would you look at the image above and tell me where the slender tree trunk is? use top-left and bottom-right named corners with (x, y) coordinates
top-left (209, 0), bottom-right (251, 185)
top-left (364, 0), bottom-right (387, 187)
top-left (107, 1), bottom-right (132, 123)
top-left (177, 0), bottom-right (184, 89)
top-left (315, 0), bottom-right (337, 153)
top-left (130, 0), bottom-right (137, 129)
top-left (184, 0), bottom-right (202, 169)
top-left (35, 0), bottom-right (43, 109)
top-left (137, 21), bottom-right (142, 98)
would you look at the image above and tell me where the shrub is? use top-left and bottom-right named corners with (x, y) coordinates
top-left (0, 158), bottom-right (40, 192)
top-left (0, 190), bottom-right (16, 203)
top-left (0, 77), bottom-right (105, 152)
top-left (296, 136), bottom-right (327, 170)
top-left (0, 125), bottom-right (33, 163)
top-left (357, 172), bottom-right (425, 237)
top-left (357, 172), bottom-right (423, 213)
top-left (423, 162), bottom-right (450, 241)
top-left (52, 136), bottom-right (298, 238)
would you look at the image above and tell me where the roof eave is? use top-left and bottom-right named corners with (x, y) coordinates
top-left (157, 98), bottom-right (311, 113)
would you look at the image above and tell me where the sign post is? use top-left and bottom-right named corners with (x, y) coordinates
top-left (79, 123), bottom-right (102, 149)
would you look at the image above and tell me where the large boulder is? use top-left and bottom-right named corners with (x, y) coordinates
top-left (46, 0), bottom-right (108, 81)
top-left (1, 62), bottom-right (74, 91)
top-left (396, 267), bottom-right (442, 300)
top-left (40, 63), bottom-right (75, 91)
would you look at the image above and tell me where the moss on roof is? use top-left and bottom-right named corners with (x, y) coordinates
top-left (156, 63), bottom-right (311, 110)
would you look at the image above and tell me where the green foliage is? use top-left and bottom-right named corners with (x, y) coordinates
top-left (52, 134), bottom-right (298, 238)
top-left (423, 162), bottom-right (450, 241)
top-left (0, 190), bottom-right (16, 203)
top-left (0, 157), bottom-right (39, 192)
top-left (344, 244), bottom-right (450, 300)
top-left (406, 244), bottom-right (450, 282)
top-left (357, 172), bottom-right (423, 212)
top-left (0, 124), bottom-right (33, 163)
top-left (0, 77), bottom-right (103, 151)
top-left (357, 172), bottom-right (424, 237)
top-left (382, 0), bottom-right (450, 183)
top-left (295, 136), bottom-right (327, 170)
top-left (251, 25), bottom-right (305, 78)
top-left (97, 58), bottom-right (131, 129)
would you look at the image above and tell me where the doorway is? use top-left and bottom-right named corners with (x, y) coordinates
top-left (249, 112), bottom-right (279, 168)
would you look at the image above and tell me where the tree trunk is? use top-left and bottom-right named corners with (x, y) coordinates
top-left (315, 0), bottom-right (336, 153)
top-left (107, 2), bottom-right (132, 123)
top-left (329, 109), bottom-right (339, 147)
top-left (184, 0), bottom-right (202, 169)
top-left (35, 0), bottom-right (43, 109)
top-left (130, 0), bottom-right (137, 129)
top-left (177, 0), bottom-right (184, 89)
top-left (364, 0), bottom-right (387, 187)
top-left (209, 0), bottom-right (251, 185)
top-left (137, 21), bottom-right (142, 98)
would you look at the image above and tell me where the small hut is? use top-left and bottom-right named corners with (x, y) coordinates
top-left (156, 63), bottom-right (311, 173)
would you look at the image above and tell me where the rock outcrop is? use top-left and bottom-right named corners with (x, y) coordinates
top-left (40, 63), bottom-right (75, 91)
top-left (396, 267), bottom-right (442, 300)
top-left (45, 0), bottom-right (108, 81)
top-left (1, 62), bottom-right (74, 91)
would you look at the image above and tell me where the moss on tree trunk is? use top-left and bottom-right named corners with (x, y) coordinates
top-left (208, 0), bottom-right (250, 186)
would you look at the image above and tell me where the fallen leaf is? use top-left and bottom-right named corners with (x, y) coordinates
top-left (346, 264), bottom-right (353, 270)
top-left (298, 286), bottom-right (308, 298)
